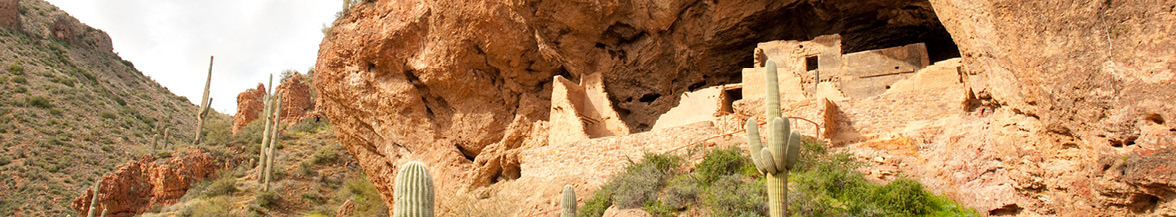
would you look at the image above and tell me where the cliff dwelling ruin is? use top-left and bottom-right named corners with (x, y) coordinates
top-left (552, 34), bottom-right (941, 145)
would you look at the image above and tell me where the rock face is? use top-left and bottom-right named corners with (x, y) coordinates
top-left (315, 0), bottom-right (950, 210)
top-left (0, 0), bottom-right (18, 29)
top-left (927, 0), bottom-right (1176, 215)
top-left (71, 149), bottom-right (221, 217)
top-left (233, 83), bottom-right (266, 135)
top-left (276, 72), bottom-right (315, 124)
top-left (233, 72), bottom-right (317, 135)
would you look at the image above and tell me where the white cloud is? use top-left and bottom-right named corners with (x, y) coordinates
top-left (46, 0), bottom-right (341, 114)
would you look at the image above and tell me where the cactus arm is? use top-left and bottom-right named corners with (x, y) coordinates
top-left (394, 161), bottom-right (435, 217)
top-left (561, 185), bottom-right (577, 217)
top-left (786, 132), bottom-right (802, 170)
top-left (746, 119), bottom-right (767, 174)
top-left (761, 148), bottom-right (778, 174)
top-left (770, 117), bottom-right (787, 170)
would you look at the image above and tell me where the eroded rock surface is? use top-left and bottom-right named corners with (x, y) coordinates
top-left (233, 83), bottom-right (266, 135)
top-left (71, 149), bottom-right (222, 217)
top-left (314, 0), bottom-right (949, 211)
top-left (276, 72), bottom-right (315, 124)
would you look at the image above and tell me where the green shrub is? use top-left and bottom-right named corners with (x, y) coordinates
top-left (7, 64), bottom-right (23, 75)
top-left (233, 119), bottom-right (265, 144)
top-left (255, 189), bottom-right (280, 208)
top-left (694, 146), bottom-right (753, 185)
top-left (702, 175), bottom-right (766, 216)
top-left (27, 96), bottom-right (51, 109)
top-left (311, 145), bottom-right (339, 164)
top-left (10, 76), bottom-right (25, 84)
top-left (290, 117), bottom-right (329, 133)
top-left (611, 153), bottom-right (681, 209)
top-left (182, 196), bottom-right (233, 217)
top-left (99, 111), bottom-right (116, 119)
top-left (48, 108), bottom-right (62, 116)
top-left (579, 183), bottom-right (613, 217)
top-left (183, 169), bottom-right (238, 199)
top-left (336, 173), bottom-right (389, 217)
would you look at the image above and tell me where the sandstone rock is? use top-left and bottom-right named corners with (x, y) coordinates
top-left (0, 0), bottom-right (18, 29)
top-left (233, 83), bottom-right (266, 135)
top-left (72, 149), bottom-right (222, 217)
top-left (315, 0), bottom-right (982, 213)
top-left (276, 72), bottom-right (315, 125)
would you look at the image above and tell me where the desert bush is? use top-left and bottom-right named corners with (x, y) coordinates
top-left (99, 110), bottom-right (116, 119)
top-left (254, 189), bottom-right (280, 208)
top-left (181, 196), bottom-right (233, 217)
top-left (311, 145), bottom-right (339, 165)
top-left (610, 153), bottom-right (681, 209)
top-left (579, 183), bottom-right (613, 217)
top-left (183, 168), bottom-right (238, 199)
top-left (336, 173), bottom-right (389, 217)
top-left (27, 96), bottom-right (51, 109)
top-left (694, 146), bottom-right (754, 185)
top-left (8, 75), bottom-right (23, 84)
top-left (233, 120), bottom-right (265, 144)
top-left (200, 115), bottom-right (234, 146)
top-left (48, 108), bottom-right (62, 116)
top-left (701, 175), bottom-right (766, 216)
top-left (8, 64), bottom-right (23, 75)
top-left (290, 117), bottom-right (329, 133)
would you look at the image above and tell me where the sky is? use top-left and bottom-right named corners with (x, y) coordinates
top-left (46, 0), bottom-right (342, 114)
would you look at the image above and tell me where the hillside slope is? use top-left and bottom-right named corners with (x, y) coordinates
top-left (0, 0), bottom-right (208, 215)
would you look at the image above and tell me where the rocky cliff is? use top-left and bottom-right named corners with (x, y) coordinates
top-left (70, 149), bottom-right (223, 217)
top-left (314, 0), bottom-right (1174, 215)
top-left (232, 72), bottom-right (316, 134)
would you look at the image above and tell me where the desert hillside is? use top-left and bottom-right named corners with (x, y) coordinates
top-left (0, 0), bottom-right (206, 215)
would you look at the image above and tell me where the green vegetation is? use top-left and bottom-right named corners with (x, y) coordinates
top-left (339, 173), bottom-right (390, 217)
top-left (578, 143), bottom-right (976, 217)
top-left (182, 169), bottom-right (239, 199)
top-left (8, 64), bottom-right (24, 75)
top-left (28, 96), bottom-right (51, 109)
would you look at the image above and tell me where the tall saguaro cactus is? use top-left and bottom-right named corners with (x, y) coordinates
top-left (257, 74), bottom-right (274, 180)
top-left (263, 93), bottom-right (282, 190)
top-left (193, 56), bottom-right (214, 145)
top-left (394, 161), bottom-right (435, 217)
top-left (561, 185), bottom-right (577, 217)
top-left (746, 60), bottom-right (803, 217)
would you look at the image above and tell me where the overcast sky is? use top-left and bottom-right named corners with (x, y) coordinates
top-left (46, 0), bottom-right (341, 114)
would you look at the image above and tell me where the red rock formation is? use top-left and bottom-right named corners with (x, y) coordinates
top-left (276, 72), bottom-right (315, 125)
top-left (0, 0), bottom-right (19, 29)
top-left (314, 0), bottom-right (950, 211)
top-left (49, 15), bottom-right (79, 43)
top-left (72, 149), bottom-right (221, 217)
top-left (233, 83), bottom-right (266, 135)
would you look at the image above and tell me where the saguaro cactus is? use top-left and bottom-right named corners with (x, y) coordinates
top-left (257, 74), bottom-right (274, 183)
top-left (394, 161), bottom-right (434, 217)
top-left (746, 60), bottom-right (803, 217)
top-left (193, 56), bottom-right (214, 145)
top-left (263, 93), bottom-right (282, 191)
top-left (561, 185), bottom-right (577, 217)
top-left (86, 179), bottom-right (100, 217)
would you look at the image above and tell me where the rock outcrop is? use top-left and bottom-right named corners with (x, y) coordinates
top-left (315, 0), bottom-right (950, 210)
top-left (233, 72), bottom-right (317, 135)
top-left (926, 0), bottom-right (1176, 215)
top-left (71, 149), bottom-right (222, 217)
top-left (233, 83), bottom-right (266, 135)
top-left (276, 72), bottom-right (315, 124)
top-left (0, 0), bottom-right (18, 29)
top-left (315, 0), bottom-right (1174, 215)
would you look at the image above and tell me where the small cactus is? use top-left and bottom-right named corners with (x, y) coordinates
top-left (746, 59), bottom-right (804, 217)
top-left (561, 185), bottom-right (576, 217)
top-left (394, 161), bottom-right (434, 217)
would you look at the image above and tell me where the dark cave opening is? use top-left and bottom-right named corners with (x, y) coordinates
top-left (606, 0), bottom-right (962, 133)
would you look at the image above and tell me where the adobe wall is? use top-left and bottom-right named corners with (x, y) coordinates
top-left (0, 0), bottom-right (18, 29)
top-left (839, 43), bottom-right (931, 98)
